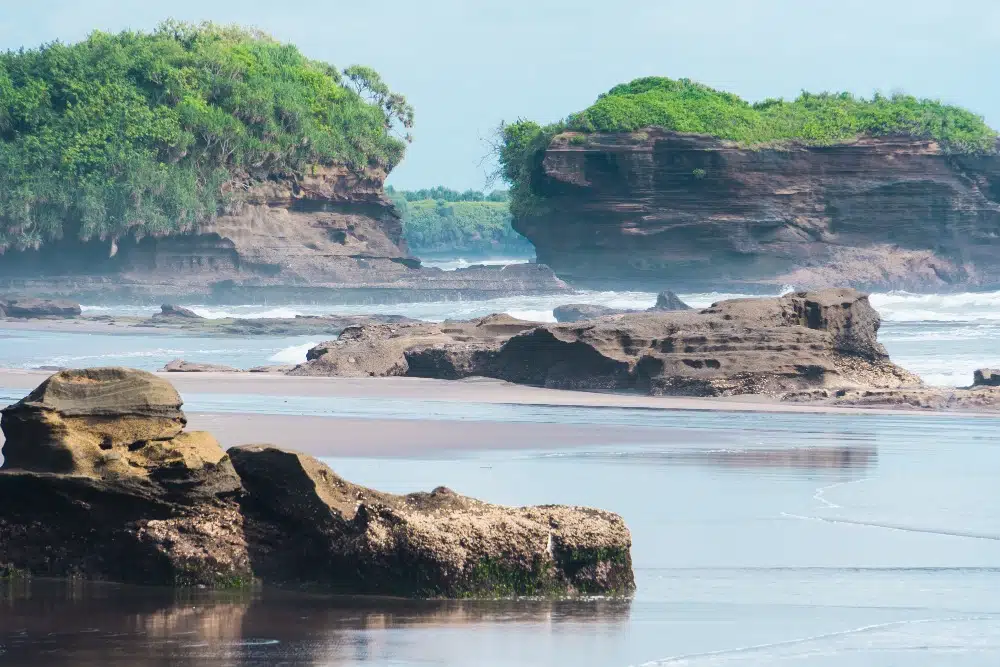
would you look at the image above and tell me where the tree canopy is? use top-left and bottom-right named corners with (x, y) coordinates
top-left (0, 20), bottom-right (412, 251)
top-left (497, 76), bottom-right (998, 218)
top-left (387, 187), bottom-right (531, 257)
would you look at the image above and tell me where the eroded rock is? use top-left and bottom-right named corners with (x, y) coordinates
top-left (230, 445), bottom-right (635, 597)
top-left (163, 359), bottom-right (241, 373)
top-left (0, 369), bottom-right (635, 596)
top-left (973, 368), bottom-right (1000, 387)
top-left (156, 304), bottom-right (203, 319)
top-left (0, 297), bottom-right (81, 319)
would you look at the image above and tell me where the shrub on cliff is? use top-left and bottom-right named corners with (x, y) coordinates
top-left (498, 76), bottom-right (998, 217)
top-left (387, 186), bottom-right (532, 256)
top-left (0, 20), bottom-right (412, 251)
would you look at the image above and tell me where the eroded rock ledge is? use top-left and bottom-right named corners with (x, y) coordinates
top-left (0, 368), bottom-right (634, 597)
top-left (293, 288), bottom-right (918, 397)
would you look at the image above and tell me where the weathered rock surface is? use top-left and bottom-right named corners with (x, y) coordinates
top-left (514, 129), bottom-right (1000, 291)
top-left (290, 314), bottom-right (540, 379)
top-left (0, 368), bottom-right (635, 596)
top-left (652, 290), bottom-right (691, 311)
top-left (230, 445), bottom-right (634, 597)
top-left (0, 297), bottom-right (81, 318)
top-left (162, 359), bottom-right (241, 373)
top-left (297, 289), bottom-right (918, 397)
top-left (553, 290), bottom-right (691, 322)
top-left (0, 167), bottom-right (566, 303)
top-left (155, 304), bottom-right (202, 319)
top-left (973, 368), bottom-right (1000, 387)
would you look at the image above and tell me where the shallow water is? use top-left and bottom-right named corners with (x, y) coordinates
top-left (2, 403), bottom-right (999, 665)
top-left (0, 287), bottom-right (993, 386)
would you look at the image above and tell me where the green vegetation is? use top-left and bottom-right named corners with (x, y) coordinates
top-left (498, 76), bottom-right (998, 217)
top-left (386, 186), bottom-right (534, 257)
top-left (0, 20), bottom-right (412, 251)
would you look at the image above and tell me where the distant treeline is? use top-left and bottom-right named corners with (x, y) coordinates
top-left (386, 186), bottom-right (533, 257)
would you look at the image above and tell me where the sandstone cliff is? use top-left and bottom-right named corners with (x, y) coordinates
top-left (0, 167), bottom-right (565, 303)
top-left (514, 129), bottom-right (1000, 291)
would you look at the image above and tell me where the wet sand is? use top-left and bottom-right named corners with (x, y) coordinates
top-left (0, 368), bottom-right (975, 418)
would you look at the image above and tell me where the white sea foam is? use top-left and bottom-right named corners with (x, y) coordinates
top-left (268, 342), bottom-right (318, 364)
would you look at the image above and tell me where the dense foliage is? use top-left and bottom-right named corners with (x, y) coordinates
top-left (387, 187), bottom-right (532, 257)
top-left (498, 76), bottom-right (998, 217)
top-left (0, 21), bottom-right (412, 251)
top-left (387, 185), bottom-right (508, 203)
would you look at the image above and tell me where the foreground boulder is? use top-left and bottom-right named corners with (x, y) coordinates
top-left (296, 289), bottom-right (918, 397)
top-left (0, 297), bottom-right (81, 319)
top-left (0, 368), bottom-right (634, 596)
top-left (231, 446), bottom-right (634, 597)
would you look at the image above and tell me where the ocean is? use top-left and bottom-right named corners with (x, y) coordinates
top-left (1, 285), bottom-right (998, 387)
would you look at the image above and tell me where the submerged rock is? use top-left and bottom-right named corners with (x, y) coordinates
top-left (0, 368), bottom-right (634, 597)
top-left (0, 297), bottom-right (81, 319)
top-left (553, 290), bottom-right (691, 323)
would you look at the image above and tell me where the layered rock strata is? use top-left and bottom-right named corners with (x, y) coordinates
top-left (294, 288), bottom-right (919, 397)
top-left (514, 130), bottom-right (1000, 291)
top-left (0, 368), bottom-right (634, 596)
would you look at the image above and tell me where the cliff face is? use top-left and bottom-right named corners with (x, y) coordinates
top-left (0, 166), bottom-right (565, 302)
top-left (514, 129), bottom-right (1000, 291)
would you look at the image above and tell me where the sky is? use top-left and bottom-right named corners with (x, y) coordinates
top-left (2, 0), bottom-right (999, 190)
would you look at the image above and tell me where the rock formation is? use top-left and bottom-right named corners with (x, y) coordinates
top-left (231, 445), bottom-right (634, 597)
top-left (513, 130), bottom-right (1000, 291)
top-left (162, 359), bottom-right (241, 373)
top-left (973, 368), bottom-right (1000, 387)
top-left (0, 368), bottom-right (635, 596)
top-left (553, 290), bottom-right (691, 323)
top-left (0, 297), bottom-right (81, 318)
top-left (155, 304), bottom-right (203, 319)
top-left (298, 288), bottom-right (917, 397)
top-left (0, 168), bottom-right (566, 304)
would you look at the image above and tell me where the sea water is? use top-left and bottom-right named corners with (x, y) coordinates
top-left (2, 405), bottom-right (998, 665)
top-left (1, 287), bottom-right (998, 386)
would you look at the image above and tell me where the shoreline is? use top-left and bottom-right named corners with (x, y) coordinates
top-left (0, 369), bottom-right (994, 419)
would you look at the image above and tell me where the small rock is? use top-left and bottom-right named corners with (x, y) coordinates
top-left (162, 359), bottom-right (241, 373)
top-left (155, 304), bottom-right (203, 319)
top-left (973, 368), bottom-right (1000, 387)
top-left (650, 290), bottom-right (692, 311)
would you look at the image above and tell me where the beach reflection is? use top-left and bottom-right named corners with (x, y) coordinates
top-left (553, 445), bottom-right (877, 472)
top-left (0, 579), bottom-right (631, 666)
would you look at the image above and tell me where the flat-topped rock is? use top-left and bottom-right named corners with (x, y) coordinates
top-left (230, 445), bottom-right (635, 597)
top-left (163, 359), bottom-right (241, 373)
top-left (0, 297), bottom-right (81, 319)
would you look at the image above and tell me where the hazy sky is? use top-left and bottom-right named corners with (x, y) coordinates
top-left (3, 1), bottom-right (999, 190)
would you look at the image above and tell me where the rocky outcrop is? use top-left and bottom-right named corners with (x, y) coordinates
top-left (653, 290), bottom-right (691, 311)
top-left (231, 445), bottom-right (634, 597)
top-left (155, 304), bottom-right (202, 319)
top-left (973, 368), bottom-right (1000, 387)
top-left (0, 167), bottom-right (567, 303)
top-left (0, 297), bottom-right (81, 318)
top-left (0, 368), bottom-right (634, 596)
top-left (162, 359), bottom-right (241, 373)
top-left (290, 314), bottom-right (540, 379)
top-left (553, 290), bottom-right (691, 322)
top-left (514, 129), bottom-right (1000, 291)
top-left (295, 288), bottom-right (919, 397)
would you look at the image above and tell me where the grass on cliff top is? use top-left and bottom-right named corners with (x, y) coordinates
top-left (0, 20), bottom-right (412, 252)
top-left (497, 76), bottom-right (998, 217)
